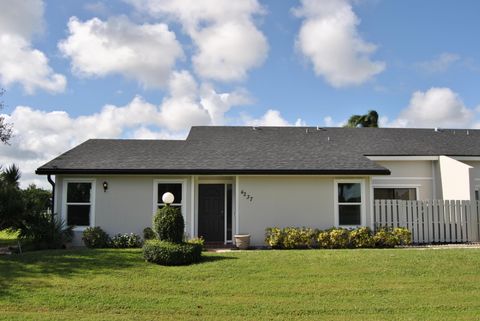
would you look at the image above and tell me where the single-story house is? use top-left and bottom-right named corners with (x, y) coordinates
top-left (36, 126), bottom-right (480, 246)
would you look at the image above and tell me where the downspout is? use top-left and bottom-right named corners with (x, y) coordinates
top-left (47, 174), bottom-right (55, 215)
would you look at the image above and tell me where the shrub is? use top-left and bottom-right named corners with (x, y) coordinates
top-left (328, 228), bottom-right (350, 249)
top-left (82, 226), bottom-right (110, 248)
top-left (265, 227), bottom-right (284, 248)
top-left (265, 227), bottom-right (316, 249)
top-left (267, 226), bottom-right (412, 250)
top-left (317, 228), bottom-right (350, 249)
top-left (372, 227), bottom-right (398, 248)
top-left (393, 227), bottom-right (412, 246)
top-left (143, 240), bottom-right (202, 266)
top-left (19, 213), bottom-right (73, 250)
top-left (317, 229), bottom-right (332, 249)
top-left (349, 227), bottom-right (374, 248)
top-left (187, 237), bottom-right (205, 251)
top-left (153, 206), bottom-right (184, 243)
top-left (111, 233), bottom-right (142, 248)
top-left (282, 227), bottom-right (316, 249)
top-left (143, 227), bottom-right (156, 240)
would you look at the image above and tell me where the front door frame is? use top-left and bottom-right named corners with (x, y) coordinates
top-left (197, 179), bottom-right (234, 244)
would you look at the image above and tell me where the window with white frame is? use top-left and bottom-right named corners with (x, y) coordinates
top-left (374, 188), bottom-right (417, 200)
top-left (65, 181), bottom-right (94, 227)
top-left (156, 182), bottom-right (183, 210)
top-left (336, 181), bottom-right (363, 226)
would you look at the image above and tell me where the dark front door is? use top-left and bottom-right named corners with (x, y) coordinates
top-left (198, 184), bottom-right (225, 242)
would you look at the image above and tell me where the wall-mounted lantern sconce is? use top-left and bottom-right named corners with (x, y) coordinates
top-left (103, 181), bottom-right (108, 192)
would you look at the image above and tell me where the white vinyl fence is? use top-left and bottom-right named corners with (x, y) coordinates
top-left (374, 200), bottom-right (480, 244)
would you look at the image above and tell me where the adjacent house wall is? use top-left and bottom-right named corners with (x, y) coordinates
top-left (459, 161), bottom-right (480, 200)
top-left (439, 156), bottom-right (473, 200)
top-left (371, 161), bottom-right (434, 200)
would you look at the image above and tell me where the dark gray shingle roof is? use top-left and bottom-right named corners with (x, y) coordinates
top-left (36, 126), bottom-right (480, 175)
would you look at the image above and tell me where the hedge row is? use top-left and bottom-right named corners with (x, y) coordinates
top-left (82, 227), bottom-right (142, 248)
top-left (265, 226), bottom-right (411, 249)
top-left (143, 239), bottom-right (202, 266)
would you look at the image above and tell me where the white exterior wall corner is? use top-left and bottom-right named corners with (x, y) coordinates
top-left (438, 156), bottom-right (473, 200)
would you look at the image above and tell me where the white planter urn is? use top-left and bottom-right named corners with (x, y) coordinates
top-left (234, 234), bottom-right (251, 250)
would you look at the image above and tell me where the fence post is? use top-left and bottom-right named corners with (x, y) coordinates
top-left (455, 200), bottom-right (462, 242)
top-left (406, 200), bottom-right (413, 239)
top-left (460, 201), bottom-right (468, 242)
top-left (427, 200), bottom-right (433, 243)
top-left (399, 200), bottom-right (407, 228)
top-left (445, 200), bottom-right (452, 242)
top-left (476, 201), bottom-right (480, 242)
top-left (467, 201), bottom-right (476, 242)
top-left (438, 200), bottom-right (445, 243)
top-left (432, 200), bottom-right (438, 243)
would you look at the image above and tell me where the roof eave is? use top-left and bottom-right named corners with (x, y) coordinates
top-left (35, 168), bottom-right (391, 175)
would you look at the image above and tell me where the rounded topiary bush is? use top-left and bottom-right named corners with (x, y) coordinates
top-left (143, 240), bottom-right (202, 266)
top-left (153, 205), bottom-right (184, 243)
top-left (82, 226), bottom-right (110, 248)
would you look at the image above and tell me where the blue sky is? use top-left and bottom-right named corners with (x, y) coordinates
top-left (1, 0), bottom-right (480, 186)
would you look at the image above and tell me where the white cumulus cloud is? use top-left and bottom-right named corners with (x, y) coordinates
top-left (124, 0), bottom-right (268, 82)
top-left (0, 0), bottom-right (44, 39)
top-left (293, 0), bottom-right (385, 87)
top-left (243, 109), bottom-right (305, 127)
top-left (0, 70), bottom-right (254, 187)
top-left (58, 16), bottom-right (184, 88)
top-left (387, 87), bottom-right (475, 128)
top-left (0, 0), bottom-right (66, 94)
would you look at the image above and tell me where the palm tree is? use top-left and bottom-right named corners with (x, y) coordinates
top-left (2, 164), bottom-right (21, 188)
top-left (345, 110), bottom-right (379, 128)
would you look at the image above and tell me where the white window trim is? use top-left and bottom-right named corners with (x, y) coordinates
top-left (372, 184), bottom-right (419, 201)
top-left (152, 179), bottom-right (187, 221)
top-left (62, 178), bottom-right (96, 232)
top-left (334, 179), bottom-right (365, 228)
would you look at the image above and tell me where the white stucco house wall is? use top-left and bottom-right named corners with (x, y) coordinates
top-left (36, 127), bottom-right (480, 246)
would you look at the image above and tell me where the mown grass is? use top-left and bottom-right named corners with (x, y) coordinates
top-left (1, 248), bottom-right (480, 320)
top-left (0, 229), bottom-right (18, 247)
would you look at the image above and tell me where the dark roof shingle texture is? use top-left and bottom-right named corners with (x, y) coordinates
top-left (36, 127), bottom-right (480, 175)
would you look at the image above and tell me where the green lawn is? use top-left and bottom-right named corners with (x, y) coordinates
top-left (0, 229), bottom-right (19, 247)
top-left (1, 248), bottom-right (480, 321)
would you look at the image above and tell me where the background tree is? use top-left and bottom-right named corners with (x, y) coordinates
top-left (0, 164), bottom-right (24, 230)
top-left (22, 184), bottom-right (52, 217)
top-left (345, 110), bottom-right (379, 128)
top-left (0, 88), bottom-right (13, 144)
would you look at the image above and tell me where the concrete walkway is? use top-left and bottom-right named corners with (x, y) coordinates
top-left (401, 243), bottom-right (480, 249)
